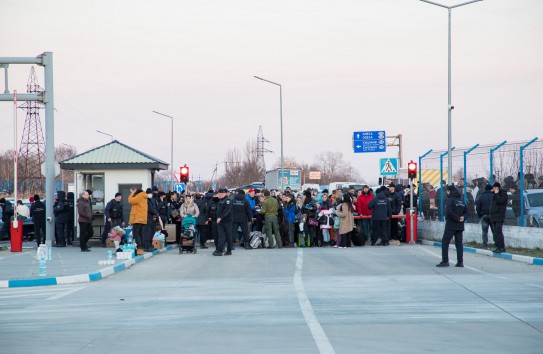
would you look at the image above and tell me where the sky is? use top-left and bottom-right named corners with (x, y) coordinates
top-left (1, 0), bottom-right (542, 185)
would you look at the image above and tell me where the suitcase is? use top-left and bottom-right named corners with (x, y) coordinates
top-left (165, 224), bottom-right (176, 243)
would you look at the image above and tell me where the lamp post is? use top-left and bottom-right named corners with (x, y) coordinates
top-left (96, 130), bottom-right (113, 141)
top-left (254, 76), bottom-right (284, 191)
top-left (152, 111), bottom-right (174, 192)
top-left (420, 0), bottom-right (482, 184)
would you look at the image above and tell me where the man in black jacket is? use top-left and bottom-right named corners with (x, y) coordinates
top-left (437, 185), bottom-right (467, 267)
top-left (231, 189), bottom-right (252, 250)
top-left (368, 186), bottom-right (392, 246)
top-left (144, 188), bottom-right (158, 252)
top-left (30, 194), bottom-right (46, 246)
top-left (53, 191), bottom-right (69, 247)
top-left (476, 184), bottom-right (494, 248)
top-left (101, 193), bottom-right (124, 247)
top-left (195, 193), bottom-right (209, 249)
top-left (0, 195), bottom-right (13, 240)
top-left (490, 182), bottom-right (508, 253)
top-left (213, 188), bottom-right (233, 256)
top-left (387, 183), bottom-right (403, 240)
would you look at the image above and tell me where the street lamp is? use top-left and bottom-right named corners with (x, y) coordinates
top-left (152, 110), bottom-right (174, 192)
top-left (96, 130), bottom-right (113, 141)
top-left (420, 0), bottom-right (482, 184)
top-left (254, 75), bottom-right (284, 191)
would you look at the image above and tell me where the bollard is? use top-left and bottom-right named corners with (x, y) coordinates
top-left (405, 212), bottom-right (418, 244)
top-left (10, 219), bottom-right (23, 252)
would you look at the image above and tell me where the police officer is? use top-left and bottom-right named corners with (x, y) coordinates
top-left (213, 188), bottom-right (233, 256)
top-left (368, 186), bottom-right (392, 246)
top-left (30, 194), bottom-right (46, 246)
top-left (437, 185), bottom-right (467, 267)
top-left (387, 183), bottom-right (403, 240)
top-left (101, 192), bottom-right (124, 246)
top-left (232, 188), bottom-right (252, 250)
top-left (53, 191), bottom-right (69, 247)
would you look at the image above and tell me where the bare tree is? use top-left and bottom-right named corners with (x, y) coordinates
top-left (313, 151), bottom-right (361, 184)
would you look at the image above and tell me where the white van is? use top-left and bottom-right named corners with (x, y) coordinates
top-left (328, 182), bottom-right (366, 193)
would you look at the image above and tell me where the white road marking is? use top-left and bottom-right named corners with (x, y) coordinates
top-left (417, 245), bottom-right (486, 274)
top-left (47, 284), bottom-right (90, 300)
top-left (294, 248), bottom-right (335, 354)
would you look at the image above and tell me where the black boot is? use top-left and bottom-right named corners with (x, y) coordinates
top-left (436, 261), bottom-right (449, 267)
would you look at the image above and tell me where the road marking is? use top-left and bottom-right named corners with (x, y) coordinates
top-left (47, 284), bottom-right (90, 300)
top-left (417, 245), bottom-right (486, 273)
top-left (294, 248), bottom-right (335, 354)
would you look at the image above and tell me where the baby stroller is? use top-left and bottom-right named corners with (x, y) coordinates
top-left (179, 215), bottom-right (197, 254)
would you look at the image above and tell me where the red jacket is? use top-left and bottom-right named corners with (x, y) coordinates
top-left (357, 193), bottom-right (374, 216)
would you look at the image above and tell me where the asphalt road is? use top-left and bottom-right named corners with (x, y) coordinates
top-left (1, 244), bottom-right (542, 354)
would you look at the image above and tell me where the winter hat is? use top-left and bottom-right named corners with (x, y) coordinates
top-left (484, 184), bottom-right (492, 191)
top-left (236, 188), bottom-right (245, 195)
top-left (146, 188), bottom-right (153, 193)
top-left (115, 192), bottom-right (122, 198)
top-left (33, 194), bottom-right (41, 201)
top-left (446, 184), bottom-right (456, 192)
top-left (152, 186), bottom-right (159, 192)
top-left (493, 182), bottom-right (501, 189)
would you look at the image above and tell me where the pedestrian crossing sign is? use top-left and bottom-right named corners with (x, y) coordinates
top-left (380, 158), bottom-right (398, 176)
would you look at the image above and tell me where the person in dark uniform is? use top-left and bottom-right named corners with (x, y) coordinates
top-left (490, 182), bottom-right (508, 254)
top-left (144, 188), bottom-right (158, 252)
top-left (195, 193), bottom-right (209, 249)
top-left (101, 192), bottom-right (124, 247)
top-left (437, 185), bottom-right (467, 267)
top-left (213, 188), bottom-right (233, 256)
top-left (368, 186), bottom-right (392, 246)
top-left (206, 191), bottom-right (220, 249)
top-left (387, 183), bottom-right (403, 240)
top-left (53, 191), bottom-right (68, 247)
top-left (231, 189), bottom-right (252, 250)
top-left (30, 194), bottom-right (46, 246)
top-left (66, 192), bottom-right (75, 245)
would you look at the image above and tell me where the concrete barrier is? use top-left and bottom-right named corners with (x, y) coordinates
top-left (418, 220), bottom-right (543, 249)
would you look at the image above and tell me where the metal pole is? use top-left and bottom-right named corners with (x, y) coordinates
top-left (13, 91), bottom-right (19, 225)
top-left (41, 52), bottom-right (55, 250)
top-left (409, 178), bottom-right (414, 244)
top-left (279, 85), bottom-right (284, 192)
top-left (152, 111), bottom-right (174, 192)
top-left (463, 143), bottom-right (479, 203)
top-left (419, 0), bottom-right (483, 187)
top-left (418, 149), bottom-right (433, 217)
top-left (2, 64), bottom-right (9, 93)
top-left (519, 138), bottom-right (538, 227)
top-left (254, 76), bottom-right (284, 191)
top-left (489, 140), bottom-right (506, 185)
top-left (439, 147), bottom-right (455, 221)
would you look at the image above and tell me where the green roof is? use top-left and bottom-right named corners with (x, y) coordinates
top-left (59, 140), bottom-right (168, 171)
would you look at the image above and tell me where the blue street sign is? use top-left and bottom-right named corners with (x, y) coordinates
top-left (174, 183), bottom-right (185, 193)
top-left (353, 130), bottom-right (386, 153)
top-left (211, 184), bottom-right (216, 189)
top-left (380, 158), bottom-right (398, 176)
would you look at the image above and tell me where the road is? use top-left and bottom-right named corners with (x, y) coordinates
top-left (1, 244), bottom-right (542, 354)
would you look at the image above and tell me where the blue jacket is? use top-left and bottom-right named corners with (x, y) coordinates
top-left (245, 194), bottom-right (256, 212)
top-left (476, 190), bottom-right (492, 218)
top-left (284, 201), bottom-right (296, 223)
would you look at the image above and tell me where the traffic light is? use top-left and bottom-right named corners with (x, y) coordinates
top-left (180, 165), bottom-right (189, 183)
top-left (407, 161), bottom-right (417, 179)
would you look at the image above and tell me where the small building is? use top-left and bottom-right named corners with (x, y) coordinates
top-left (60, 140), bottom-right (168, 236)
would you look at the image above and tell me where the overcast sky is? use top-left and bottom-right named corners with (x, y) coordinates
top-left (1, 0), bottom-right (542, 184)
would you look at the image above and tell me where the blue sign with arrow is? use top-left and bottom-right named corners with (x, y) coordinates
top-left (353, 130), bottom-right (386, 153)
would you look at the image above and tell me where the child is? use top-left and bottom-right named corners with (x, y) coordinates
top-left (108, 226), bottom-right (126, 252)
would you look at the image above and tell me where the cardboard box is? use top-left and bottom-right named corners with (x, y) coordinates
top-left (106, 239), bottom-right (116, 248)
top-left (152, 240), bottom-right (163, 250)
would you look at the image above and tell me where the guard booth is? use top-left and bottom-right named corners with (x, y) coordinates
top-left (60, 140), bottom-right (168, 240)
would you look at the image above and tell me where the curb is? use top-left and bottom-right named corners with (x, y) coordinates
top-left (0, 246), bottom-right (176, 288)
top-left (421, 240), bottom-right (543, 266)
